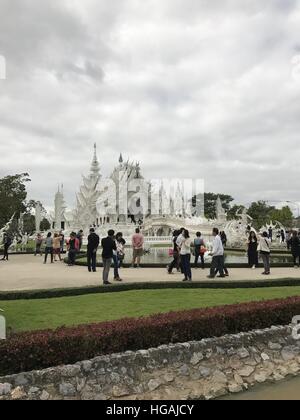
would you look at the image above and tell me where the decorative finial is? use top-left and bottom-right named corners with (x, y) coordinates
top-left (119, 153), bottom-right (123, 164)
top-left (90, 143), bottom-right (101, 177)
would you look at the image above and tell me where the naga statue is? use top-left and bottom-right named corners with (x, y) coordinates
top-left (0, 214), bottom-right (15, 244)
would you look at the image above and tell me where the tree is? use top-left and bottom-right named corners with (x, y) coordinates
top-left (0, 173), bottom-right (31, 228)
top-left (204, 193), bottom-right (234, 220)
top-left (26, 199), bottom-right (47, 214)
top-left (0, 174), bottom-right (50, 234)
top-left (23, 213), bottom-right (36, 235)
top-left (247, 201), bottom-right (294, 229)
top-left (227, 205), bottom-right (246, 220)
top-left (40, 218), bottom-right (51, 232)
top-left (247, 201), bottom-right (275, 229)
top-left (269, 206), bottom-right (293, 228)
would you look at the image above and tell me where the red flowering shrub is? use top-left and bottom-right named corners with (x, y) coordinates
top-left (0, 296), bottom-right (299, 376)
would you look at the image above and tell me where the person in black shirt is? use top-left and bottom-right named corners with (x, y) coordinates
top-left (268, 227), bottom-right (273, 242)
top-left (87, 228), bottom-right (100, 272)
top-left (290, 231), bottom-right (300, 268)
top-left (67, 232), bottom-right (79, 266)
top-left (101, 230), bottom-right (117, 285)
top-left (247, 231), bottom-right (259, 269)
top-left (167, 230), bottom-right (180, 274)
top-left (1, 232), bottom-right (12, 261)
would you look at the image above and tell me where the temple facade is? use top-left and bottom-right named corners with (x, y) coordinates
top-left (73, 144), bottom-right (102, 229)
top-left (49, 145), bottom-right (227, 238)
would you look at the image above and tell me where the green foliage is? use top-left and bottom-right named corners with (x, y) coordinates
top-left (204, 193), bottom-right (234, 220)
top-left (227, 205), bottom-right (246, 220)
top-left (0, 173), bottom-right (30, 227)
top-left (0, 279), bottom-right (299, 302)
top-left (269, 206), bottom-right (294, 228)
top-left (1, 295), bottom-right (300, 375)
top-left (0, 174), bottom-right (50, 233)
top-left (247, 201), bottom-right (275, 229)
top-left (248, 201), bottom-right (294, 229)
top-left (23, 214), bottom-right (36, 235)
top-left (40, 218), bottom-right (51, 232)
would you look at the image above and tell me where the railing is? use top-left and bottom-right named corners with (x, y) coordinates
top-left (144, 236), bottom-right (172, 243)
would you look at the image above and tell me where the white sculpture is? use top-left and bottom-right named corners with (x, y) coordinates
top-left (35, 202), bottom-right (42, 233)
top-left (10, 237), bottom-right (18, 252)
top-left (18, 213), bottom-right (24, 234)
top-left (20, 233), bottom-right (29, 252)
top-left (215, 196), bottom-right (227, 223)
top-left (260, 220), bottom-right (286, 247)
top-left (0, 214), bottom-right (15, 243)
top-left (225, 208), bottom-right (256, 248)
top-left (0, 309), bottom-right (5, 340)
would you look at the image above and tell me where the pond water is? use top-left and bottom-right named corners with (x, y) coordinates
top-left (221, 376), bottom-right (300, 400)
top-left (123, 247), bottom-right (293, 265)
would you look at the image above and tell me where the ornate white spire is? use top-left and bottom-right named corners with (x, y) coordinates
top-left (73, 144), bottom-right (102, 228)
top-left (216, 196), bottom-right (227, 222)
top-left (119, 153), bottom-right (123, 164)
top-left (90, 143), bottom-right (101, 178)
top-left (54, 184), bottom-right (67, 229)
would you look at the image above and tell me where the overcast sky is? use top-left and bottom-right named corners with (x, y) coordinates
top-left (0, 0), bottom-right (300, 211)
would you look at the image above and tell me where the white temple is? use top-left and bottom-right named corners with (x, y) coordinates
top-left (48, 145), bottom-right (229, 239)
top-left (73, 144), bottom-right (102, 228)
top-left (53, 185), bottom-right (68, 230)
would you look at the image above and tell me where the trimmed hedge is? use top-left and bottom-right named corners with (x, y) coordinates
top-left (0, 296), bottom-right (299, 376)
top-left (1, 278), bottom-right (300, 301)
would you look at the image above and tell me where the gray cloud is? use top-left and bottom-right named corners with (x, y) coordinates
top-left (0, 0), bottom-right (300, 210)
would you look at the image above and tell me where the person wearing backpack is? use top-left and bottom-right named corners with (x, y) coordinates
top-left (194, 232), bottom-right (205, 269)
top-left (258, 232), bottom-right (271, 275)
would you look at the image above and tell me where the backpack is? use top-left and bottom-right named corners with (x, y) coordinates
top-left (6, 237), bottom-right (12, 246)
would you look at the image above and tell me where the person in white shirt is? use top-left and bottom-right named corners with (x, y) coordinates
top-left (176, 228), bottom-right (185, 249)
top-left (180, 229), bottom-right (192, 282)
top-left (208, 228), bottom-right (225, 278)
top-left (258, 232), bottom-right (271, 275)
top-left (175, 228), bottom-right (185, 275)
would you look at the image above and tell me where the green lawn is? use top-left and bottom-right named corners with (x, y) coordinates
top-left (1, 287), bottom-right (300, 333)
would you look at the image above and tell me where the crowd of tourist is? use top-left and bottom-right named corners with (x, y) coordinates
top-left (2, 225), bottom-right (300, 285)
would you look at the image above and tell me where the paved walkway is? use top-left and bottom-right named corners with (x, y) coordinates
top-left (0, 255), bottom-right (300, 292)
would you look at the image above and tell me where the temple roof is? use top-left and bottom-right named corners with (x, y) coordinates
top-left (90, 143), bottom-right (101, 177)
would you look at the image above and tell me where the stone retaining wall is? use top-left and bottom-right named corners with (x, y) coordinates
top-left (1, 325), bottom-right (300, 400)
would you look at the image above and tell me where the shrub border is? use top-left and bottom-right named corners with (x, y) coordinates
top-left (1, 278), bottom-right (300, 301)
top-left (0, 296), bottom-right (299, 376)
